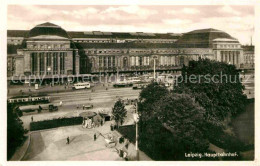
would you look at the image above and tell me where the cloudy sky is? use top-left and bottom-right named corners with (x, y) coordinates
top-left (8, 5), bottom-right (254, 45)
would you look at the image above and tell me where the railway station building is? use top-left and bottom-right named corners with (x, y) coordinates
top-left (7, 22), bottom-right (245, 81)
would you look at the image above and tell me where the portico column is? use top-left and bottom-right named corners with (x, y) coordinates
top-left (37, 52), bottom-right (40, 75)
top-left (106, 56), bottom-right (109, 68)
top-left (229, 51), bottom-right (231, 63)
top-left (58, 52), bottom-right (60, 75)
top-left (44, 53), bottom-right (47, 75)
top-left (232, 51), bottom-right (236, 65)
top-left (237, 52), bottom-right (240, 65)
top-left (230, 51), bottom-right (233, 64)
top-left (30, 53), bottom-right (33, 75)
top-left (51, 52), bottom-right (54, 74)
top-left (225, 51), bottom-right (228, 63)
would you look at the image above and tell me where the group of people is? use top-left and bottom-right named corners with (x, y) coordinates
top-left (110, 124), bottom-right (117, 131)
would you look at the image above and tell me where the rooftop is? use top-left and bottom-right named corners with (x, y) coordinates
top-left (176, 28), bottom-right (238, 48)
top-left (28, 22), bottom-right (70, 39)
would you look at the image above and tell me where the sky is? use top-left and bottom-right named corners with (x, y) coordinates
top-left (7, 5), bottom-right (254, 45)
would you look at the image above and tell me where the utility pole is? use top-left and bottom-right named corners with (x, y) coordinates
top-left (136, 102), bottom-right (139, 161)
top-left (133, 101), bottom-right (139, 161)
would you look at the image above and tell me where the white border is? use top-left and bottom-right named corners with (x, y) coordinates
top-left (0, 0), bottom-right (259, 166)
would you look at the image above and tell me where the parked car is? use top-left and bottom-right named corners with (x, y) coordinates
top-left (49, 104), bottom-right (58, 112)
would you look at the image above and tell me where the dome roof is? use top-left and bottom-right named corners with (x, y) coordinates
top-left (176, 28), bottom-right (239, 48)
top-left (28, 22), bottom-right (70, 39)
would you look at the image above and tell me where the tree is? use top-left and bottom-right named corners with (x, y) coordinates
top-left (174, 59), bottom-right (247, 123)
top-left (7, 103), bottom-right (25, 160)
top-left (139, 93), bottom-right (209, 160)
top-left (138, 81), bottom-right (169, 122)
top-left (112, 99), bottom-right (127, 127)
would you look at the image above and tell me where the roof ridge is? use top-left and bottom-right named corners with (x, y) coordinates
top-left (36, 22), bottom-right (60, 28)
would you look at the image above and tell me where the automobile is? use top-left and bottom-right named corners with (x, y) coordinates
top-left (105, 138), bottom-right (116, 148)
top-left (83, 104), bottom-right (94, 110)
top-left (49, 104), bottom-right (58, 112)
top-left (113, 82), bottom-right (133, 88)
top-left (132, 83), bottom-right (148, 89)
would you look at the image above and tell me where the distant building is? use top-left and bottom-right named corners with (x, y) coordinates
top-left (242, 45), bottom-right (254, 69)
top-left (7, 22), bottom-right (245, 81)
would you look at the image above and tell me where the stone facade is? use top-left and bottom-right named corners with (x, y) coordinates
top-left (7, 23), bottom-right (246, 79)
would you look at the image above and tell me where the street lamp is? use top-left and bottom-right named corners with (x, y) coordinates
top-left (47, 67), bottom-right (53, 86)
top-left (133, 103), bottom-right (140, 161)
top-left (152, 56), bottom-right (158, 80)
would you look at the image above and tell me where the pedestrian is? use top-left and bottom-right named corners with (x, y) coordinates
top-left (101, 120), bottom-right (103, 126)
top-left (77, 105), bottom-right (79, 110)
top-left (110, 124), bottom-right (113, 131)
top-left (31, 116), bottom-right (33, 122)
top-left (60, 101), bottom-right (63, 107)
top-left (125, 139), bottom-right (129, 149)
top-left (83, 105), bottom-right (85, 110)
top-left (67, 136), bottom-right (70, 144)
top-left (94, 133), bottom-right (97, 141)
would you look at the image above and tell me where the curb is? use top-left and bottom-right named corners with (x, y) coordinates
top-left (20, 134), bottom-right (31, 161)
top-left (9, 133), bottom-right (31, 161)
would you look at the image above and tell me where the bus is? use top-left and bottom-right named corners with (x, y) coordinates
top-left (72, 82), bottom-right (91, 90)
top-left (130, 77), bottom-right (142, 83)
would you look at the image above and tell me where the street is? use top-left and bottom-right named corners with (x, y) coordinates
top-left (19, 86), bottom-right (141, 130)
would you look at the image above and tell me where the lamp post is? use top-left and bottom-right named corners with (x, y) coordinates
top-left (152, 56), bottom-right (158, 80)
top-left (133, 102), bottom-right (140, 161)
top-left (47, 67), bottom-right (53, 86)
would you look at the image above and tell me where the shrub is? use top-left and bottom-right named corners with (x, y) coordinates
top-left (30, 116), bottom-right (83, 131)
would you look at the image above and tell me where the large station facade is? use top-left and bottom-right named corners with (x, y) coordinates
top-left (7, 22), bottom-right (244, 79)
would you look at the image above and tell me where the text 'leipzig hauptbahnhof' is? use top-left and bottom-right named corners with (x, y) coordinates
top-left (7, 22), bottom-right (249, 81)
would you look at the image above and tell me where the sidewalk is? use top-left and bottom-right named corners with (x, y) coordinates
top-left (111, 129), bottom-right (153, 161)
top-left (90, 121), bottom-right (152, 161)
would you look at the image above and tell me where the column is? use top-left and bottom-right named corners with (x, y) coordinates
top-left (228, 51), bottom-right (231, 63)
top-left (136, 56), bottom-right (139, 66)
top-left (237, 52), bottom-right (240, 65)
top-left (51, 52), bottom-right (53, 74)
top-left (232, 51), bottom-right (236, 65)
top-left (58, 52), bottom-right (60, 75)
top-left (231, 51), bottom-right (233, 63)
top-left (44, 53), bottom-right (47, 75)
top-left (234, 52), bottom-right (237, 65)
top-left (106, 56), bottom-right (109, 68)
top-left (224, 51), bottom-right (227, 62)
top-left (101, 56), bottom-right (103, 67)
top-left (30, 53), bottom-right (33, 74)
top-left (37, 52), bottom-right (40, 75)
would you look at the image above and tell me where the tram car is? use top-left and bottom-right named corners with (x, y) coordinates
top-left (8, 94), bottom-right (50, 104)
